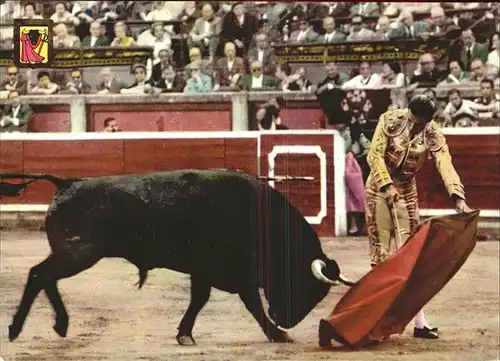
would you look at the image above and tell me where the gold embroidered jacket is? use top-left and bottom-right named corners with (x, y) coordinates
top-left (367, 109), bottom-right (465, 199)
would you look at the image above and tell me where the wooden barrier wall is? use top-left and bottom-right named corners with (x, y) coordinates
top-left (0, 131), bottom-right (345, 237)
top-left (1, 130), bottom-right (498, 235)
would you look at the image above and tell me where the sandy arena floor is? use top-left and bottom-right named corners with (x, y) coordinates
top-left (0, 230), bottom-right (499, 361)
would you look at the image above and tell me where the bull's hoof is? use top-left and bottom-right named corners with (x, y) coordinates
top-left (8, 323), bottom-right (22, 342)
top-left (53, 317), bottom-right (68, 338)
top-left (176, 334), bottom-right (196, 346)
top-left (272, 330), bottom-right (294, 343)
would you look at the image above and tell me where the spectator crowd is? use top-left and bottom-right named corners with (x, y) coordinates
top-left (0, 1), bottom-right (499, 133)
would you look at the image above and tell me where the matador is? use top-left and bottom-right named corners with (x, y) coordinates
top-left (364, 95), bottom-right (471, 340)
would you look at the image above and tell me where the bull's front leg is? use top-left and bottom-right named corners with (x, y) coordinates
top-left (176, 277), bottom-right (211, 346)
top-left (238, 288), bottom-right (293, 343)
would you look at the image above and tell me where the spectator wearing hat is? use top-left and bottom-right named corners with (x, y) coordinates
top-left (82, 21), bottom-right (110, 47)
top-left (289, 17), bottom-right (319, 44)
top-left (247, 32), bottom-right (276, 76)
top-left (120, 64), bottom-right (155, 94)
top-left (220, 2), bottom-right (259, 57)
top-left (316, 17), bottom-right (346, 44)
top-left (346, 15), bottom-right (375, 42)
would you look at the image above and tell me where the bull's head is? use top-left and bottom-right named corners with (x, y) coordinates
top-left (259, 185), bottom-right (356, 330)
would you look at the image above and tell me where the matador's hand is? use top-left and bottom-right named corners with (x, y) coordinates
top-left (383, 184), bottom-right (400, 205)
top-left (455, 199), bottom-right (471, 213)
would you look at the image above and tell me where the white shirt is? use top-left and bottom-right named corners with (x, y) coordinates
top-left (11, 105), bottom-right (21, 118)
top-left (251, 75), bottom-right (263, 88)
top-left (444, 99), bottom-right (481, 119)
top-left (90, 36), bottom-right (98, 47)
top-left (257, 49), bottom-right (264, 63)
top-left (342, 73), bottom-right (383, 89)
top-left (296, 29), bottom-right (309, 42)
top-left (227, 58), bottom-right (234, 71)
top-left (487, 50), bottom-right (499, 69)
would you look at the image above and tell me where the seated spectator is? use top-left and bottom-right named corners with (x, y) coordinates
top-left (239, 61), bottom-right (277, 91)
top-left (410, 53), bottom-right (446, 86)
top-left (469, 59), bottom-right (487, 83)
top-left (0, 91), bottom-right (33, 133)
top-left (316, 62), bottom-right (351, 92)
top-left (214, 42), bottom-right (245, 91)
top-left (349, 2), bottom-right (380, 17)
top-left (258, 104), bottom-right (288, 131)
top-left (29, 71), bottom-right (59, 95)
top-left (82, 21), bottom-right (110, 47)
top-left (316, 17), bottom-right (346, 44)
top-left (281, 66), bottom-right (315, 92)
top-left (178, 1), bottom-right (200, 33)
top-left (110, 22), bottom-right (136, 47)
top-left (137, 22), bottom-right (172, 65)
top-left (443, 89), bottom-right (490, 127)
top-left (414, 6), bottom-right (457, 39)
top-left (50, 2), bottom-right (79, 25)
top-left (389, 10), bottom-right (422, 39)
top-left (102, 117), bottom-right (122, 132)
top-left (151, 49), bottom-right (176, 84)
top-left (220, 2), bottom-right (259, 57)
top-left (247, 32), bottom-right (276, 76)
top-left (342, 61), bottom-right (382, 89)
top-left (346, 15), bottom-right (375, 42)
top-left (120, 64), bottom-right (155, 95)
top-left (487, 32), bottom-right (499, 69)
top-left (288, 17), bottom-right (319, 44)
top-left (374, 15), bottom-right (391, 40)
top-left (274, 63), bottom-right (293, 89)
top-left (188, 47), bottom-right (213, 76)
top-left (0, 66), bottom-right (28, 95)
top-left (21, 2), bottom-right (43, 19)
top-left (152, 65), bottom-right (186, 93)
top-left (96, 67), bottom-right (124, 94)
top-left (145, 1), bottom-right (173, 22)
top-left (474, 79), bottom-right (500, 120)
top-left (61, 68), bottom-right (91, 95)
top-left (380, 61), bottom-right (406, 88)
top-left (183, 60), bottom-right (213, 94)
top-left (53, 23), bottom-right (81, 48)
top-left (188, 3), bottom-right (220, 61)
top-left (437, 60), bottom-right (471, 87)
top-left (457, 29), bottom-right (489, 70)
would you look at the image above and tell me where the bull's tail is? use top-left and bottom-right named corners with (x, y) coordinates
top-left (0, 173), bottom-right (81, 197)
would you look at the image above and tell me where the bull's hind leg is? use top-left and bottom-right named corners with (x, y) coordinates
top-left (9, 243), bottom-right (102, 341)
top-left (238, 288), bottom-right (293, 343)
top-left (176, 276), bottom-right (211, 346)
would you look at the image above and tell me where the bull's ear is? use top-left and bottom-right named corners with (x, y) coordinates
top-left (323, 259), bottom-right (340, 281)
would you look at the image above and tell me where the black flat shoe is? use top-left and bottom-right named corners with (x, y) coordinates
top-left (414, 326), bottom-right (439, 339)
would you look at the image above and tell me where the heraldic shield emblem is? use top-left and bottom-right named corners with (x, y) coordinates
top-left (13, 19), bottom-right (54, 68)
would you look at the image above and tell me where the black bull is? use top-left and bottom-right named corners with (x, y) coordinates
top-left (0, 169), bottom-right (354, 345)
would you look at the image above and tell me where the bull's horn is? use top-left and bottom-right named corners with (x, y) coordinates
top-left (311, 259), bottom-right (340, 286)
top-left (338, 273), bottom-right (356, 287)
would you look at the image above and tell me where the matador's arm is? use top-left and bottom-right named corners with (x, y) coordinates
top-left (427, 121), bottom-right (465, 200)
top-left (366, 113), bottom-right (393, 191)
